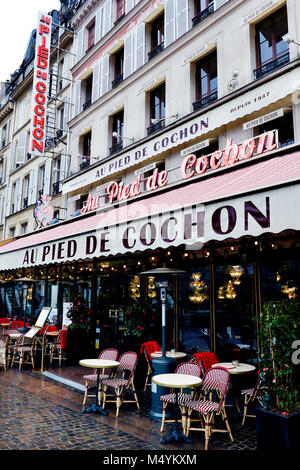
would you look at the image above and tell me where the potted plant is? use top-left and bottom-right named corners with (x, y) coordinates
top-left (66, 296), bottom-right (92, 363)
top-left (122, 302), bottom-right (156, 349)
top-left (256, 299), bottom-right (300, 450)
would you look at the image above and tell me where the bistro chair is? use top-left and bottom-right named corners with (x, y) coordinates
top-left (183, 366), bottom-right (233, 450)
top-left (160, 361), bottom-right (202, 433)
top-left (102, 351), bottom-right (140, 417)
top-left (82, 348), bottom-right (118, 409)
top-left (0, 334), bottom-right (9, 371)
top-left (49, 331), bottom-right (63, 367)
top-left (241, 375), bottom-right (262, 425)
top-left (140, 341), bottom-right (161, 391)
top-left (191, 351), bottom-right (219, 375)
top-left (10, 334), bottom-right (36, 371)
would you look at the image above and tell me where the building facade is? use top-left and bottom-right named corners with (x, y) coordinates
top-left (0, 0), bottom-right (300, 361)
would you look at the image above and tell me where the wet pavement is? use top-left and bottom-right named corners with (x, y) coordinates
top-left (0, 363), bottom-right (258, 456)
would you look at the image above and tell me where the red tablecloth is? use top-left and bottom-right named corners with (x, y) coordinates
top-left (60, 329), bottom-right (67, 350)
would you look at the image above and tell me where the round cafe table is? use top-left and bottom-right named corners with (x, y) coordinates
top-left (152, 373), bottom-right (202, 444)
top-left (79, 359), bottom-right (119, 415)
top-left (151, 351), bottom-right (187, 360)
top-left (212, 362), bottom-right (256, 420)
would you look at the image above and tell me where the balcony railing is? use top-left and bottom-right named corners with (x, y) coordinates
top-left (80, 160), bottom-right (90, 171)
top-left (148, 42), bottom-right (164, 61)
top-left (147, 119), bottom-right (165, 136)
top-left (192, 3), bottom-right (214, 27)
top-left (114, 13), bottom-right (125, 26)
top-left (1, 139), bottom-right (7, 149)
top-left (193, 90), bottom-right (218, 111)
top-left (112, 74), bottom-right (123, 88)
top-left (56, 129), bottom-right (63, 139)
top-left (23, 198), bottom-right (28, 209)
top-left (109, 141), bottom-right (123, 156)
top-left (52, 181), bottom-right (60, 196)
top-left (254, 53), bottom-right (290, 80)
top-left (82, 99), bottom-right (91, 111)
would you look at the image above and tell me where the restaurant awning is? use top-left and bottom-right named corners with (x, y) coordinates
top-left (1, 150), bottom-right (300, 271)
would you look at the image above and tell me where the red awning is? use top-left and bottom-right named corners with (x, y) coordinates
top-left (0, 150), bottom-right (300, 268)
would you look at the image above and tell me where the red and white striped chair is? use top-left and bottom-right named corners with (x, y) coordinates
top-left (183, 366), bottom-right (233, 450)
top-left (102, 351), bottom-right (140, 417)
top-left (82, 348), bottom-right (118, 408)
top-left (160, 361), bottom-right (202, 433)
top-left (241, 375), bottom-right (262, 425)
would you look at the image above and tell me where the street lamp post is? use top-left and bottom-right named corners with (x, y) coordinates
top-left (140, 267), bottom-right (185, 419)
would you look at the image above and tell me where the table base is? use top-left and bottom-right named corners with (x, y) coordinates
top-left (161, 423), bottom-right (192, 444)
top-left (82, 403), bottom-right (108, 416)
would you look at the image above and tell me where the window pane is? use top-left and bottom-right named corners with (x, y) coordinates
top-left (179, 268), bottom-right (210, 353)
top-left (215, 264), bottom-right (256, 362)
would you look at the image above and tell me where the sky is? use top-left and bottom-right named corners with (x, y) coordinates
top-left (0, 0), bottom-right (61, 83)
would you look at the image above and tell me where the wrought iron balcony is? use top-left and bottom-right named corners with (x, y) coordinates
top-left (112, 74), bottom-right (123, 88)
top-left (82, 99), bottom-right (91, 111)
top-left (147, 119), bottom-right (165, 136)
top-left (56, 129), bottom-right (63, 139)
top-left (254, 53), bottom-right (289, 80)
top-left (148, 42), bottom-right (164, 61)
top-left (193, 91), bottom-right (218, 111)
top-left (52, 181), bottom-right (60, 196)
top-left (192, 3), bottom-right (214, 27)
top-left (80, 160), bottom-right (90, 171)
top-left (114, 13), bottom-right (125, 26)
top-left (109, 141), bottom-right (123, 156)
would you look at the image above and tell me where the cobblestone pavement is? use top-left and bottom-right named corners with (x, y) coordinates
top-left (0, 367), bottom-right (257, 453)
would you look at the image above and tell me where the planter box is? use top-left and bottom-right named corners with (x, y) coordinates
top-left (256, 408), bottom-right (300, 450)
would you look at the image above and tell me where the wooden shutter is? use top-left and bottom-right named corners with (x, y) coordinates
top-left (176, 0), bottom-right (189, 39)
top-left (30, 168), bottom-right (39, 205)
top-left (76, 29), bottom-right (84, 61)
top-left (136, 22), bottom-right (146, 70)
top-left (100, 54), bottom-right (110, 96)
top-left (9, 140), bottom-right (16, 172)
top-left (165, 0), bottom-right (176, 47)
top-left (124, 33), bottom-right (134, 79)
top-left (15, 179), bottom-right (22, 212)
top-left (44, 159), bottom-right (52, 196)
top-left (16, 133), bottom-right (27, 164)
top-left (125, 0), bottom-right (135, 14)
top-left (0, 195), bottom-right (3, 225)
top-left (103, 0), bottom-right (112, 36)
top-left (74, 80), bottom-right (82, 116)
top-left (214, 0), bottom-right (228, 10)
top-left (60, 154), bottom-right (67, 181)
top-left (5, 119), bottom-right (10, 145)
top-left (92, 62), bottom-right (101, 103)
top-left (95, 8), bottom-right (102, 43)
top-left (5, 184), bottom-right (12, 217)
top-left (0, 156), bottom-right (5, 183)
top-left (62, 56), bottom-right (68, 88)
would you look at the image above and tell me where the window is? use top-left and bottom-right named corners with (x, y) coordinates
top-left (83, 75), bottom-right (93, 111)
top-left (21, 223), bottom-right (28, 235)
top-left (9, 227), bottom-right (15, 238)
top-left (148, 14), bottom-right (164, 60)
top-left (87, 21), bottom-right (95, 50)
top-left (254, 7), bottom-right (289, 79)
top-left (148, 84), bottom-right (165, 135)
top-left (112, 48), bottom-right (124, 88)
top-left (193, 50), bottom-right (218, 111)
top-left (116, 0), bottom-right (126, 23)
top-left (257, 112), bottom-right (294, 148)
top-left (80, 131), bottom-right (91, 170)
top-left (39, 165), bottom-right (45, 195)
top-left (57, 107), bottom-right (64, 138)
top-left (110, 110), bottom-right (124, 155)
top-left (23, 176), bottom-right (30, 209)
top-left (192, 0), bottom-right (214, 27)
top-left (53, 158), bottom-right (61, 195)
top-left (1, 123), bottom-right (8, 148)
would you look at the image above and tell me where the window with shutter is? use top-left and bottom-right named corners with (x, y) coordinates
top-left (193, 0), bottom-right (214, 26)
top-left (16, 133), bottom-right (27, 165)
top-left (176, 0), bottom-right (189, 39)
top-left (74, 80), bottom-right (82, 116)
top-left (148, 83), bottom-right (166, 135)
top-left (136, 22), bottom-right (146, 70)
top-left (103, 0), bottom-right (112, 36)
top-left (116, 0), bottom-right (126, 22)
top-left (76, 29), bottom-right (84, 61)
top-left (112, 48), bottom-right (124, 87)
top-left (193, 50), bottom-right (218, 111)
top-left (165, 0), bottom-right (176, 47)
top-left (110, 110), bottom-right (124, 156)
top-left (148, 14), bottom-right (165, 60)
top-left (95, 9), bottom-right (102, 43)
top-left (87, 20), bottom-right (95, 50)
top-left (124, 33), bottom-right (134, 79)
